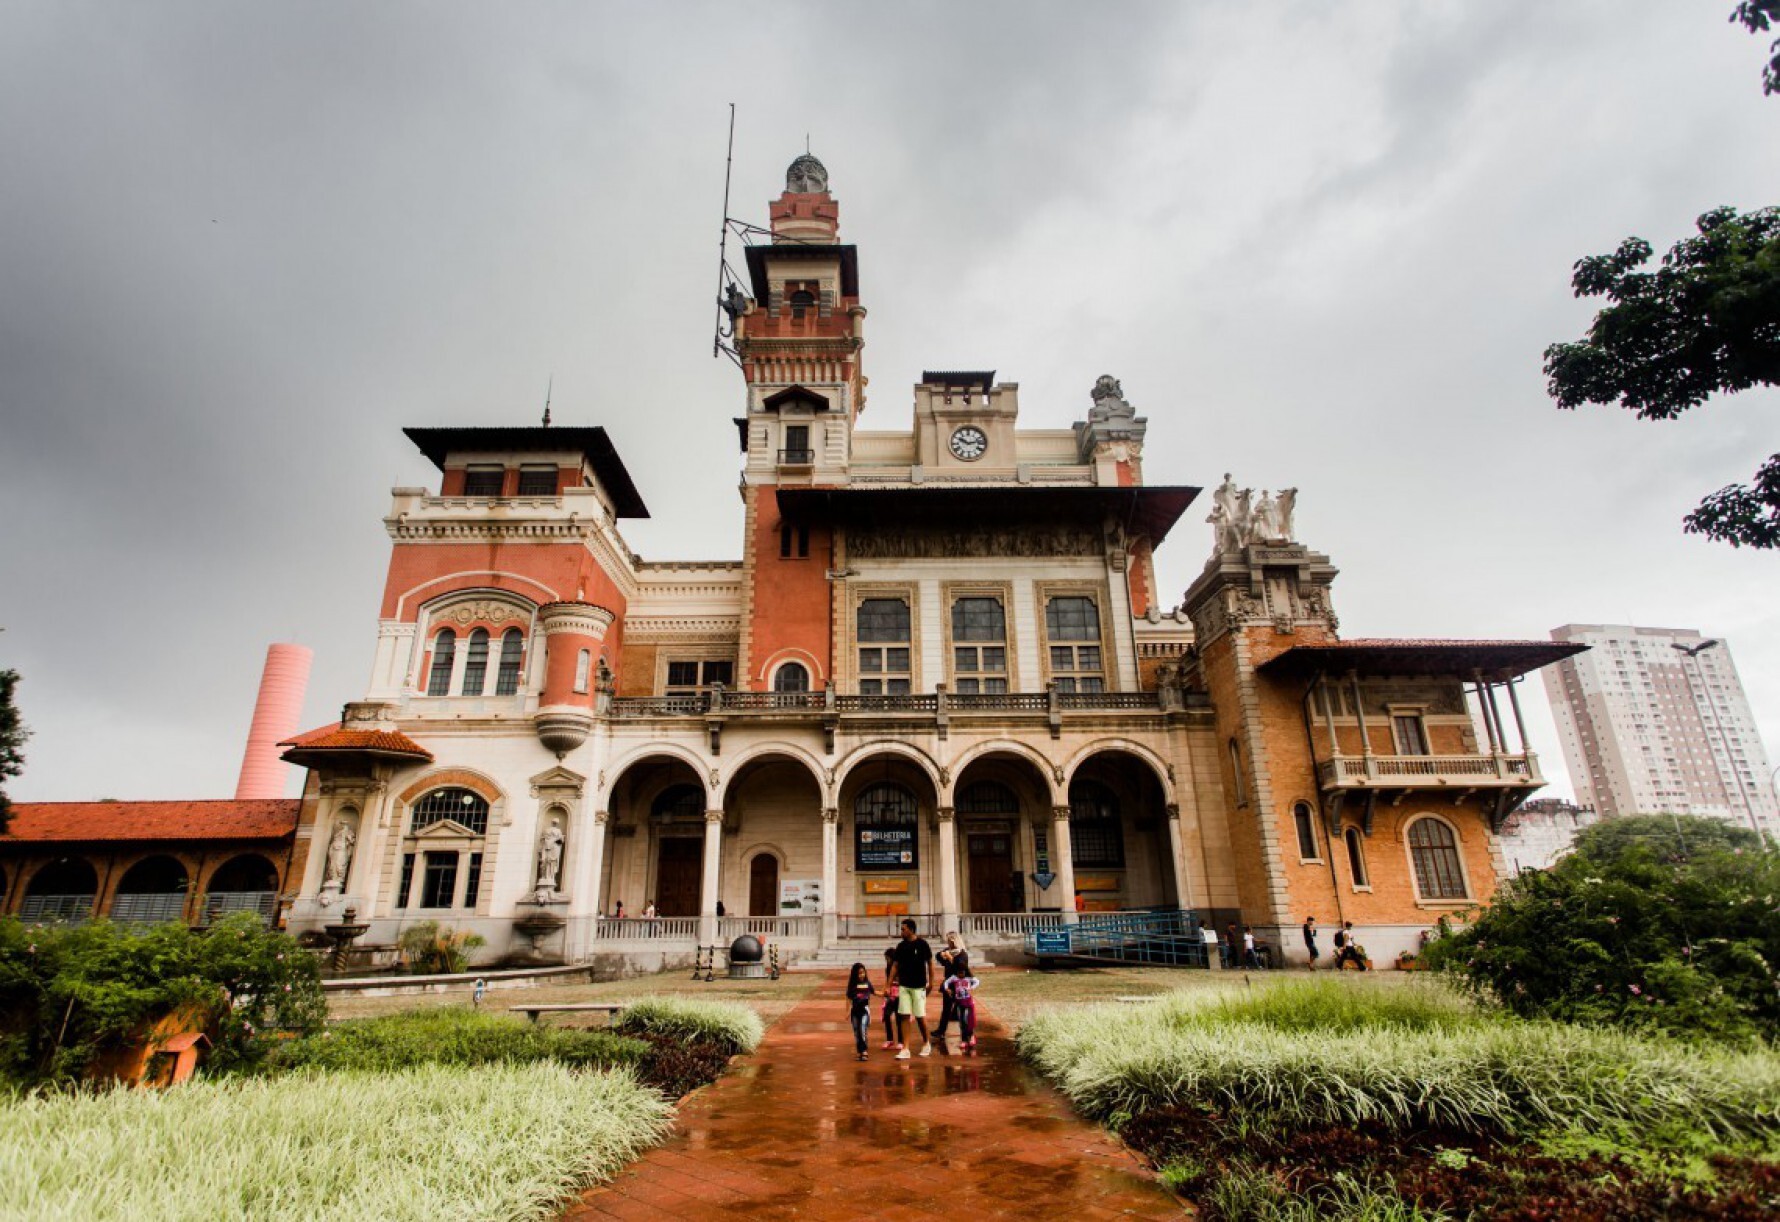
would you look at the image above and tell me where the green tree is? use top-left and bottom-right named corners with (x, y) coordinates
top-left (1424, 815), bottom-right (1780, 1042)
top-left (1733, 1), bottom-right (1780, 95)
top-left (0, 670), bottom-right (27, 835)
top-left (1543, 206), bottom-right (1780, 548)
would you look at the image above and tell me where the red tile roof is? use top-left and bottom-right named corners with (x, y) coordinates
top-left (279, 723), bottom-right (433, 761)
top-left (2, 800), bottom-right (301, 843)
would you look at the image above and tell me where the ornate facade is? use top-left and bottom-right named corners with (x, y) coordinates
top-left (275, 156), bottom-right (1586, 969)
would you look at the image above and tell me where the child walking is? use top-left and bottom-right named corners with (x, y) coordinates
top-left (879, 947), bottom-right (900, 1049)
top-left (845, 963), bottom-right (876, 1061)
top-left (943, 973), bottom-right (981, 1051)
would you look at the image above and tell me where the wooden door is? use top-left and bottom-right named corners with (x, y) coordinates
top-left (654, 838), bottom-right (702, 917)
top-left (748, 854), bottom-right (779, 917)
top-left (967, 832), bottom-right (1014, 913)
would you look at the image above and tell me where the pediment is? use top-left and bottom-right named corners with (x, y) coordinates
top-left (412, 819), bottom-right (480, 840)
top-left (529, 765), bottom-right (586, 795)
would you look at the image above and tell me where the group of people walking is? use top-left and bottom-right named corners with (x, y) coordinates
top-left (846, 920), bottom-right (980, 1062)
top-left (1301, 916), bottom-right (1369, 971)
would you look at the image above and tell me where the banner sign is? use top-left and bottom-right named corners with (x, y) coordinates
top-left (856, 826), bottom-right (918, 871)
top-left (1032, 871), bottom-right (1056, 890)
top-left (1033, 929), bottom-right (1072, 956)
top-left (779, 880), bottom-right (822, 915)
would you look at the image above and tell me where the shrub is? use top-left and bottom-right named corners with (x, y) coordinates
top-left (0, 1061), bottom-right (672, 1220)
top-left (1423, 814), bottom-right (1780, 1041)
top-left (396, 921), bottom-right (486, 975)
top-left (612, 996), bottom-right (764, 1055)
top-left (1017, 981), bottom-right (1780, 1146)
top-left (0, 913), bottom-right (324, 1084)
top-left (261, 1007), bottom-right (645, 1075)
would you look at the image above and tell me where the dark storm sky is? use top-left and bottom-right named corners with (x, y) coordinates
top-left (2, 2), bottom-right (1776, 801)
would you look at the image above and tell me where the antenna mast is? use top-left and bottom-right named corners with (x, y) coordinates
top-left (712, 104), bottom-right (743, 368)
top-left (541, 374), bottom-right (553, 427)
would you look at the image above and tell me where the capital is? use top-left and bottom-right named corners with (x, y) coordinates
top-left (1052, 804), bottom-right (1074, 823)
top-left (705, 809), bottom-right (725, 825)
top-left (821, 807), bottom-right (840, 825)
top-left (594, 809), bottom-right (612, 826)
top-left (936, 805), bottom-right (956, 824)
top-left (1165, 803), bottom-right (1181, 822)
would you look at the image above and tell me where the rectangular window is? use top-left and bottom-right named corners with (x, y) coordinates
top-left (1392, 714), bottom-right (1430, 756)
top-left (951, 596), bottom-right (1008, 694)
top-left (463, 852), bottom-right (484, 909)
top-left (665, 660), bottom-right (734, 693)
top-left (462, 466), bottom-right (505, 497)
top-left (420, 852), bottom-right (459, 909)
top-left (397, 852), bottom-right (417, 909)
top-left (516, 466), bottom-right (558, 496)
top-left (1293, 803), bottom-right (1319, 860)
top-left (779, 523), bottom-right (810, 558)
top-left (1045, 595), bottom-right (1104, 692)
top-left (857, 597), bottom-right (912, 695)
top-left (573, 650), bottom-right (592, 694)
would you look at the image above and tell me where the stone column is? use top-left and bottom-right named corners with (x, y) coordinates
top-left (1164, 803), bottom-right (1194, 913)
top-left (700, 810), bottom-right (724, 945)
top-left (1052, 804), bottom-right (1079, 926)
top-left (565, 809), bottom-right (610, 959)
top-left (936, 806), bottom-right (960, 933)
top-left (820, 807), bottom-right (839, 946)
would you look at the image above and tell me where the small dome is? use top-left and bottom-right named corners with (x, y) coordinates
top-left (729, 933), bottom-right (765, 962)
top-left (786, 153), bottom-right (829, 194)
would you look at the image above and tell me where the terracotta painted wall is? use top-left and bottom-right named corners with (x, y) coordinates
top-left (743, 487), bottom-right (833, 690)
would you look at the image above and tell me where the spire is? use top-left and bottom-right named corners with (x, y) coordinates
top-left (773, 152), bottom-right (838, 242)
top-left (542, 375), bottom-right (552, 427)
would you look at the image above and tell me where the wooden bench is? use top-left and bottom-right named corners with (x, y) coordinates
top-left (510, 1002), bottom-right (626, 1026)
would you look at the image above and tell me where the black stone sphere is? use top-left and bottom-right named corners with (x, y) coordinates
top-left (729, 934), bottom-right (764, 963)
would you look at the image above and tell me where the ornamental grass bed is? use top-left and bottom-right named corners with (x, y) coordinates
top-left (0, 1062), bottom-right (672, 1221)
top-left (1017, 978), bottom-right (1780, 1220)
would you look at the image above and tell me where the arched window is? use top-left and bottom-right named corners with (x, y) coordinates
top-left (206, 853), bottom-right (280, 922)
top-left (426, 629), bottom-right (456, 696)
top-left (411, 787), bottom-right (490, 836)
top-left (20, 858), bottom-right (98, 922)
top-left (774, 662), bottom-right (810, 693)
top-left (111, 856), bottom-right (190, 925)
top-left (957, 781), bottom-right (1019, 816)
top-left (1408, 818), bottom-right (1468, 899)
top-left (1068, 780), bottom-right (1125, 868)
top-left (651, 785), bottom-right (704, 822)
top-left (854, 782), bottom-right (919, 871)
top-left (461, 628), bottom-right (490, 696)
top-left (1345, 827), bottom-right (1370, 887)
top-left (495, 628), bottom-right (525, 696)
top-left (790, 288), bottom-right (815, 320)
top-left (1293, 802), bottom-right (1319, 860)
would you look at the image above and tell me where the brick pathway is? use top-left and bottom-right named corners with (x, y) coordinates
top-left (567, 971), bottom-right (1182, 1220)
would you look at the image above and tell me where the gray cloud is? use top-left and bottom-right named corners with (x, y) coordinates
top-left (1, 1), bottom-right (1775, 803)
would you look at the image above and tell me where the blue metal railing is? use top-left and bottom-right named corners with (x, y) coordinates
top-left (1026, 909), bottom-right (1210, 968)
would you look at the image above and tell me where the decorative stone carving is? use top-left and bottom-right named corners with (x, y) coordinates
top-left (436, 600), bottom-right (530, 629)
top-left (786, 153), bottom-right (829, 194)
top-left (534, 818), bottom-right (565, 901)
top-left (848, 524), bottom-right (1097, 560)
top-left (1207, 474), bottom-right (1302, 553)
top-left (1088, 375), bottom-right (1135, 419)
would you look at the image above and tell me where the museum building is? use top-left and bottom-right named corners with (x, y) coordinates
top-left (3, 154), bottom-right (1585, 969)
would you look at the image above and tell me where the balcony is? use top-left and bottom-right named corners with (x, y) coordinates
top-left (607, 687), bottom-right (1170, 752)
top-left (776, 448), bottom-right (815, 468)
top-left (1316, 751), bottom-right (1545, 832)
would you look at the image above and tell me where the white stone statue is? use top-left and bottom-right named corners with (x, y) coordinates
top-left (1275, 487), bottom-right (1297, 542)
top-left (535, 820), bottom-right (565, 897)
top-left (1251, 490), bottom-right (1280, 543)
top-left (324, 821), bottom-right (356, 886)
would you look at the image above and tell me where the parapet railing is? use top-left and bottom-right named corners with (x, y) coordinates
top-left (610, 689), bottom-right (1163, 718)
top-left (1316, 752), bottom-right (1540, 786)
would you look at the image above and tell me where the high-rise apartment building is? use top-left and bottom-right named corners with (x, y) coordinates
top-left (1544, 625), bottom-right (1777, 838)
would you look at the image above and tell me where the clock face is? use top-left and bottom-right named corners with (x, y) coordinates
top-left (949, 426), bottom-right (988, 461)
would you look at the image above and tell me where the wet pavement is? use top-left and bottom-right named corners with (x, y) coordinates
top-left (566, 971), bottom-right (1182, 1220)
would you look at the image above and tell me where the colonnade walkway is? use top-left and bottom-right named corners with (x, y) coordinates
top-left (566, 970), bottom-right (1181, 1220)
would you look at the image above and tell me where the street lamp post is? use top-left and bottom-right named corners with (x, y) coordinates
top-left (1670, 640), bottom-right (1763, 843)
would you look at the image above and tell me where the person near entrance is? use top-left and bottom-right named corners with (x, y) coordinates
top-left (891, 918), bottom-right (934, 1059)
top-left (934, 931), bottom-right (971, 1044)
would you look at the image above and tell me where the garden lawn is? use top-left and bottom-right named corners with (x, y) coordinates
top-left (326, 967), bottom-right (822, 1025)
top-left (1018, 977), bottom-right (1780, 1220)
top-left (0, 1062), bottom-right (671, 1222)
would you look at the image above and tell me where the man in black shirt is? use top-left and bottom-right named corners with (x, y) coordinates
top-left (891, 918), bottom-right (934, 1058)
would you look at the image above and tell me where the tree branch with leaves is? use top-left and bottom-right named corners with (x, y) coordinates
top-left (0, 670), bottom-right (27, 835)
top-left (1543, 205), bottom-right (1780, 548)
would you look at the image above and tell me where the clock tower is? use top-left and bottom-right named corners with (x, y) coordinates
top-left (912, 370), bottom-right (1021, 471)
